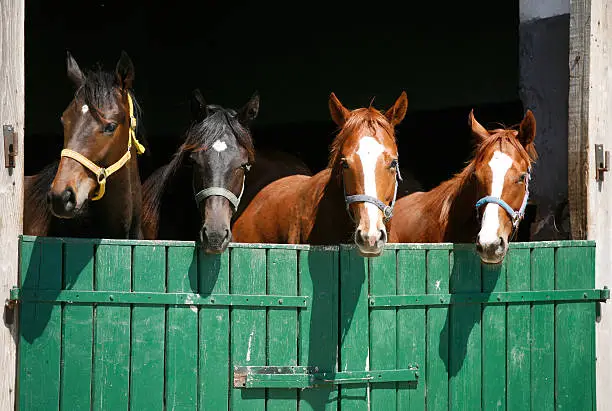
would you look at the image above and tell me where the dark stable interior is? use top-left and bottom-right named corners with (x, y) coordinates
top-left (24, 0), bottom-right (532, 238)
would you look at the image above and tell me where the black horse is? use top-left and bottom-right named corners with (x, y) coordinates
top-left (142, 89), bottom-right (259, 253)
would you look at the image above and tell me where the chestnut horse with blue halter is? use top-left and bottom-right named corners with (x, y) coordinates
top-left (23, 51), bottom-right (147, 239)
top-left (232, 92), bottom-right (408, 257)
top-left (389, 109), bottom-right (537, 264)
top-left (142, 89), bottom-right (259, 253)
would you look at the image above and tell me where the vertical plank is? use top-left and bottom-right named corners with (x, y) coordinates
top-left (449, 248), bottom-right (481, 411)
top-left (506, 249), bottom-right (530, 410)
top-left (426, 249), bottom-right (450, 411)
top-left (0, 1), bottom-right (25, 408)
top-left (369, 249), bottom-right (397, 410)
top-left (198, 250), bottom-right (230, 411)
top-left (60, 242), bottom-right (94, 411)
top-left (530, 247), bottom-right (554, 411)
top-left (299, 247), bottom-right (339, 411)
top-left (230, 247), bottom-right (266, 411)
top-left (166, 246), bottom-right (198, 411)
top-left (397, 249), bottom-right (426, 411)
top-left (19, 238), bottom-right (63, 411)
top-left (555, 245), bottom-right (595, 410)
top-left (481, 259), bottom-right (507, 411)
top-left (92, 244), bottom-right (131, 411)
top-left (339, 247), bottom-right (369, 411)
top-left (130, 245), bottom-right (165, 411)
top-left (266, 249), bottom-right (298, 411)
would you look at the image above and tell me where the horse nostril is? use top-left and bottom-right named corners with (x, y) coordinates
top-left (62, 188), bottom-right (76, 212)
top-left (46, 191), bottom-right (53, 205)
top-left (499, 236), bottom-right (506, 248)
top-left (379, 229), bottom-right (387, 243)
top-left (224, 228), bottom-right (230, 241)
top-left (476, 242), bottom-right (484, 253)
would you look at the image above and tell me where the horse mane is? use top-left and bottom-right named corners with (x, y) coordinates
top-left (74, 67), bottom-right (148, 151)
top-left (24, 161), bottom-right (59, 234)
top-left (430, 127), bottom-right (538, 225)
top-left (327, 108), bottom-right (395, 170)
top-left (142, 106), bottom-right (254, 232)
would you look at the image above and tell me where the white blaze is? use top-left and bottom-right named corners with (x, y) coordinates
top-left (81, 104), bottom-right (89, 114)
top-left (478, 150), bottom-right (513, 244)
top-left (356, 136), bottom-right (385, 237)
top-left (212, 140), bottom-right (227, 152)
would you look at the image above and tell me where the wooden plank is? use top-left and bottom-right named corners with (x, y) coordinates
top-left (298, 248), bottom-right (339, 411)
top-left (60, 242), bottom-right (94, 411)
top-left (555, 245), bottom-right (595, 410)
top-left (449, 248), bottom-right (481, 411)
top-left (506, 249), bottom-right (531, 410)
top-left (530, 247), bottom-right (554, 411)
top-left (567, 0), bottom-right (591, 240)
top-left (397, 249), bottom-right (426, 411)
top-left (0, 1), bottom-right (25, 409)
top-left (481, 259), bottom-right (507, 411)
top-left (166, 246), bottom-right (199, 411)
top-left (18, 238), bottom-right (62, 411)
top-left (130, 245), bottom-right (165, 411)
top-left (92, 244), bottom-right (131, 411)
top-left (266, 249), bottom-right (298, 411)
top-left (198, 249), bottom-right (230, 411)
top-left (425, 249), bottom-right (450, 411)
top-left (230, 247), bottom-right (266, 411)
top-left (369, 249), bottom-right (397, 411)
top-left (338, 247), bottom-right (369, 411)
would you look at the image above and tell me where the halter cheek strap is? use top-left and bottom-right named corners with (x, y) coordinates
top-left (475, 166), bottom-right (531, 230)
top-left (343, 166), bottom-right (402, 223)
top-left (60, 93), bottom-right (145, 201)
top-left (194, 175), bottom-right (246, 212)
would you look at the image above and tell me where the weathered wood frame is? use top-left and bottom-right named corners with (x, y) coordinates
top-left (0, 0), bottom-right (25, 410)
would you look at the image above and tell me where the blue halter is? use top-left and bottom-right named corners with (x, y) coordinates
top-left (475, 167), bottom-right (531, 230)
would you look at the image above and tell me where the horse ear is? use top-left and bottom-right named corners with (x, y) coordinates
top-left (329, 92), bottom-right (350, 126)
top-left (190, 89), bottom-right (209, 122)
top-left (238, 91), bottom-right (260, 125)
top-left (66, 51), bottom-right (85, 88)
top-left (385, 91), bottom-right (408, 126)
top-left (518, 109), bottom-right (537, 147)
top-left (468, 109), bottom-right (489, 142)
top-left (115, 50), bottom-right (135, 90)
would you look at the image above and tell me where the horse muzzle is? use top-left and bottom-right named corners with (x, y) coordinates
top-left (355, 228), bottom-right (387, 257)
top-left (476, 234), bottom-right (508, 264)
top-left (47, 186), bottom-right (79, 219)
top-left (199, 224), bottom-right (231, 254)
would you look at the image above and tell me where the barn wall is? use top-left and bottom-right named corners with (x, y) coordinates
top-left (519, 0), bottom-right (570, 241)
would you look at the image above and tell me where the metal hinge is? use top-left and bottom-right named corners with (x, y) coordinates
top-left (596, 144), bottom-right (610, 181)
top-left (233, 365), bottom-right (419, 389)
top-left (3, 125), bottom-right (17, 168)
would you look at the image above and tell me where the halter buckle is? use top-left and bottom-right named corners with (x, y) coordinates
top-left (383, 206), bottom-right (393, 221)
top-left (97, 168), bottom-right (108, 184)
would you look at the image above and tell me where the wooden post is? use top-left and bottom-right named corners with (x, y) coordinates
top-left (0, 0), bottom-right (25, 409)
top-left (569, 1), bottom-right (612, 410)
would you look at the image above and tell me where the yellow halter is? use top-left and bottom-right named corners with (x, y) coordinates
top-left (60, 93), bottom-right (146, 201)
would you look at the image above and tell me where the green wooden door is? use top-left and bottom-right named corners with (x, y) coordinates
top-left (14, 236), bottom-right (607, 410)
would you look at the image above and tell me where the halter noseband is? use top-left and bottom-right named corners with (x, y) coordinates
top-left (343, 165), bottom-right (402, 223)
top-left (60, 93), bottom-right (146, 201)
top-left (194, 172), bottom-right (247, 213)
top-left (475, 166), bottom-right (531, 232)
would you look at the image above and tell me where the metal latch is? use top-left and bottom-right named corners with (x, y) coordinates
top-left (3, 125), bottom-right (17, 168)
top-left (233, 365), bottom-right (419, 389)
top-left (595, 144), bottom-right (609, 181)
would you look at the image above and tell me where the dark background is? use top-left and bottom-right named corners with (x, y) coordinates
top-left (25, 0), bottom-right (522, 190)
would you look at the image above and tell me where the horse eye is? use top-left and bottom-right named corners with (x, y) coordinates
top-left (518, 173), bottom-right (527, 183)
top-left (242, 163), bottom-right (252, 172)
top-left (103, 123), bottom-right (118, 134)
top-left (341, 158), bottom-right (349, 169)
top-left (390, 159), bottom-right (398, 169)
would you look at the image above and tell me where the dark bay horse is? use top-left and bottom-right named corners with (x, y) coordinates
top-left (232, 92), bottom-right (408, 257)
top-left (23, 51), bottom-right (146, 239)
top-left (142, 89), bottom-right (259, 253)
top-left (389, 110), bottom-right (537, 264)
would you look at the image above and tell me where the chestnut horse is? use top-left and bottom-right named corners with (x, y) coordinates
top-left (23, 51), bottom-right (146, 239)
top-left (233, 92), bottom-right (408, 257)
top-left (142, 89), bottom-right (259, 253)
top-left (389, 109), bottom-right (537, 264)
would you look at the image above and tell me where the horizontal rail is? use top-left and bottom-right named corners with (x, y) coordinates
top-left (10, 288), bottom-right (309, 308)
top-left (233, 366), bottom-right (419, 388)
top-left (369, 288), bottom-right (610, 307)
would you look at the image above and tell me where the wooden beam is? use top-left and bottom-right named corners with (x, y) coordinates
top-left (568, 0), bottom-right (591, 240)
top-left (0, 0), bottom-right (25, 409)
